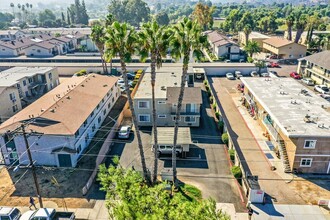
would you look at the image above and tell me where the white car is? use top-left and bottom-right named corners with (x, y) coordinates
top-left (118, 125), bottom-right (131, 139)
top-left (226, 73), bottom-right (235, 80)
top-left (301, 78), bottom-right (314, 86)
top-left (250, 71), bottom-right (259, 77)
top-left (234, 71), bottom-right (243, 79)
top-left (314, 85), bottom-right (330, 94)
top-left (0, 207), bottom-right (21, 220)
top-left (260, 72), bottom-right (270, 77)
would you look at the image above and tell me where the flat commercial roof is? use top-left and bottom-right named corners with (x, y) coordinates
top-left (249, 31), bottom-right (270, 39)
top-left (134, 66), bottom-right (191, 99)
top-left (151, 127), bottom-right (191, 145)
top-left (241, 77), bottom-right (330, 138)
top-left (0, 67), bottom-right (56, 87)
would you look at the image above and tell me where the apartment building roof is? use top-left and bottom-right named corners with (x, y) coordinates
top-left (263, 37), bottom-right (294, 48)
top-left (31, 41), bottom-right (57, 50)
top-left (0, 38), bottom-right (34, 49)
top-left (248, 31), bottom-right (270, 39)
top-left (206, 31), bottom-right (237, 46)
top-left (0, 74), bottom-right (118, 135)
top-left (241, 77), bottom-right (330, 138)
top-left (0, 30), bottom-right (24, 35)
top-left (299, 50), bottom-right (330, 70)
top-left (134, 67), bottom-right (191, 99)
top-left (0, 67), bottom-right (56, 87)
top-left (24, 28), bottom-right (92, 36)
top-left (166, 87), bottom-right (202, 104)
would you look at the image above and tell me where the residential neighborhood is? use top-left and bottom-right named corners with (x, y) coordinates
top-left (0, 0), bottom-right (329, 220)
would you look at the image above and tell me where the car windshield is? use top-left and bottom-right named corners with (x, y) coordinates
top-left (120, 127), bottom-right (128, 133)
top-left (323, 87), bottom-right (329, 92)
top-left (10, 209), bottom-right (20, 219)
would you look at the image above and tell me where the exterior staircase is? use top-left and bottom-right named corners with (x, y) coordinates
top-left (278, 140), bottom-right (291, 173)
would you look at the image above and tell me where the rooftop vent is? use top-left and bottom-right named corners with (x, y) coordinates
top-left (161, 86), bottom-right (166, 90)
top-left (50, 109), bottom-right (56, 113)
top-left (291, 100), bottom-right (298, 104)
top-left (103, 84), bottom-right (108, 87)
top-left (174, 82), bottom-right (177, 86)
top-left (66, 96), bottom-right (71, 100)
top-left (303, 114), bottom-right (311, 123)
top-left (41, 108), bottom-right (45, 112)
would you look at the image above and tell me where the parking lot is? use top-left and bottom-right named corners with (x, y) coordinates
top-left (107, 83), bottom-right (246, 212)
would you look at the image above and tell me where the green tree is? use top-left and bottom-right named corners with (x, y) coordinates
top-left (155, 12), bottom-right (170, 26)
top-left (138, 21), bottom-right (172, 184)
top-left (108, 0), bottom-right (150, 27)
top-left (98, 158), bottom-right (230, 219)
top-left (90, 25), bottom-right (108, 74)
top-left (294, 14), bottom-right (308, 43)
top-left (192, 2), bottom-right (215, 30)
top-left (285, 14), bottom-right (295, 41)
top-left (170, 17), bottom-right (208, 184)
top-left (244, 40), bottom-right (261, 58)
top-left (104, 22), bottom-right (149, 183)
top-left (38, 9), bottom-right (56, 25)
top-left (243, 25), bottom-right (252, 45)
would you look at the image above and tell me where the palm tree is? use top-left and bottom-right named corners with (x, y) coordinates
top-left (285, 14), bottom-right (295, 41)
top-left (170, 17), bottom-right (208, 184)
top-left (10, 3), bottom-right (15, 18)
top-left (104, 21), bottom-right (149, 183)
top-left (294, 14), bottom-right (308, 44)
top-left (138, 21), bottom-right (172, 184)
top-left (244, 40), bottom-right (261, 58)
top-left (104, 14), bottom-right (116, 72)
top-left (243, 25), bottom-right (252, 46)
top-left (90, 25), bottom-right (108, 74)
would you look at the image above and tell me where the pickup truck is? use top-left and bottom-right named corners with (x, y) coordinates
top-left (0, 207), bottom-right (21, 220)
top-left (20, 208), bottom-right (75, 220)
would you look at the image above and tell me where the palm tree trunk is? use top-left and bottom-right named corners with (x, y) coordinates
top-left (103, 58), bottom-right (108, 74)
top-left (172, 52), bottom-right (190, 185)
top-left (245, 33), bottom-right (249, 46)
top-left (150, 53), bottom-right (158, 184)
top-left (120, 56), bottom-right (149, 183)
top-left (99, 51), bottom-right (106, 74)
top-left (287, 25), bottom-right (292, 41)
top-left (295, 29), bottom-right (303, 43)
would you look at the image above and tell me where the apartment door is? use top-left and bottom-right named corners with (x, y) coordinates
top-left (58, 154), bottom-right (72, 167)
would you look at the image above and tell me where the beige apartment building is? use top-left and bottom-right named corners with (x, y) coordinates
top-left (134, 67), bottom-right (202, 127)
top-left (241, 77), bottom-right (330, 174)
top-left (297, 50), bottom-right (330, 87)
top-left (0, 67), bottom-right (59, 122)
top-left (263, 37), bottom-right (307, 59)
top-left (238, 31), bottom-right (270, 47)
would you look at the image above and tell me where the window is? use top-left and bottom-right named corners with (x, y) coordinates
top-left (9, 93), bottom-right (16, 101)
top-left (139, 114), bottom-right (150, 122)
top-left (85, 134), bottom-right (89, 143)
top-left (98, 116), bottom-right (101, 124)
top-left (17, 83), bottom-right (21, 89)
top-left (103, 109), bottom-right (106, 116)
top-left (28, 78), bottom-right (33, 83)
top-left (83, 120), bottom-right (87, 127)
top-left (300, 158), bottom-right (312, 167)
top-left (25, 91), bottom-right (29, 97)
top-left (48, 72), bottom-right (52, 80)
top-left (112, 97), bottom-right (114, 103)
top-left (186, 104), bottom-right (196, 113)
top-left (37, 49), bottom-right (41, 53)
top-left (158, 114), bottom-right (166, 118)
top-left (107, 92), bottom-right (110, 97)
top-left (108, 103), bottom-right (111, 109)
top-left (77, 145), bottom-right (82, 154)
top-left (102, 98), bottom-right (105, 103)
top-left (172, 116), bottom-right (181, 121)
top-left (158, 101), bottom-right (166, 104)
top-left (92, 124), bottom-right (96, 132)
top-left (91, 111), bottom-right (94, 117)
top-left (138, 101), bottom-right (149, 109)
top-left (304, 140), bottom-right (316, 149)
top-left (185, 116), bottom-right (196, 123)
top-left (97, 104), bottom-right (100, 109)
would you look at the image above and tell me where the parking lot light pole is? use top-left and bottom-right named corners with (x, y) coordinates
top-left (21, 124), bottom-right (43, 208)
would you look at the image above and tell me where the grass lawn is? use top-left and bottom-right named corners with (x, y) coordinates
top-left (213, 19), bottom-right (224, 28)
top-left (178, 183), bottom-right (202, 202)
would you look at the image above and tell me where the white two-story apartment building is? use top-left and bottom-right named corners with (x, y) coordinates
top-left (134, 67), bottom-right (202, 127)
top-left (0, 74), bottom-right (120, 167)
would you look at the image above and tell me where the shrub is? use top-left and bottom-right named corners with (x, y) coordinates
top-left (212, 103), bottom-right (217, 111)
top-left (209, 96), bottom-right (213, 103)
top-left (231, 166), bottom-right (242, 182)
top-left (228, 149), bottom-right (235, 163)
top-left (203, 80), bottom-right (208, 85)
top-left (205, 85), bottom-right (209, 91)
top-left (80, 69), bottom-right (87, 74)
top-left (221, 132), bottom-right (229, 145)
top-left (218, 56), bottom-right (225, 61)
top-left (247, 57), bottom-right (254, 63)
top-left (215, 111), bottom-right (220, 120)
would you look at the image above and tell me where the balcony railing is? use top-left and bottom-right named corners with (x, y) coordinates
top-left (263, 117), bottom-right (279, 141)
top-left (171, 111), bottom-right (199, 116)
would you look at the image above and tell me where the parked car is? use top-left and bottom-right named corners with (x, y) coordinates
top-left (270, 62), bottom-right (280, 68)
top-left (320, 94), bottom-right (330, 102)
top-left (268, 70), bottom-right (278, 76)
top-left (266, 62), bottom-right (271, 67)
top-left (0, 207), bottom-right (21, 220)
top-left (290, 72), bottom-right (301, 79)
top-left (250, 71), bottom-right (259, 77)
top-left (260, 72), bottom-right (270, 77)
top-left (224, 59), bottom-right (231, 63)
top-left (301, 78), bottom-right (314, 86)
top-left (226, 72), bottom-right (235, 80)
top-left (155, 145), bottom-right (182, 157)
top-left (126, 73), bottom-right (135, 80)
top-left (20, 208), bottom-right (75, 220)
top-left (234, 71), bottom-right (243, 79)
top-left (118, 125), bottom-right (131, 139)
top-left (314, 85), bottom-right (330, 94)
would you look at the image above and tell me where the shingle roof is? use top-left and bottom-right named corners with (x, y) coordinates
top-left (207, 31), bottom-right (237, 47)
top-left (166, 87), bottom-right (202, 104)
top-left (300, 50), bottom-right (330, 70)
top-left (263, 37), bottom-right (294, 48)
top-left (0, 38), bottom-right (34, 49)
top-left (31, 41), bottom-right (57, 49)
top-left (0, 74), bottom-right (119, 135)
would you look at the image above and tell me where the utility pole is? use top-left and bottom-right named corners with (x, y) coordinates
top-left (21, 124), bottom-right (43, 208)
